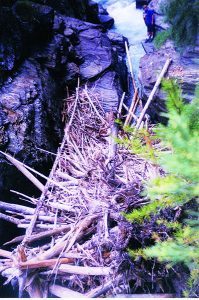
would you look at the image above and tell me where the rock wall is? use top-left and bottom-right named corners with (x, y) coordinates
top-left (0, 0), bottom-right (127, 192)
top-left (139, 0), bottom-right (199, 122)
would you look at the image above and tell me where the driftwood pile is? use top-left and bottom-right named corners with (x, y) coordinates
top-left (0, 57), bottom-right (172, 297)
top-left (0, 84), bottom-right (160, 298)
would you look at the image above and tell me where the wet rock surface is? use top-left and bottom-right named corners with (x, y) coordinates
top-left (0, 0), bottom-right (127, 191)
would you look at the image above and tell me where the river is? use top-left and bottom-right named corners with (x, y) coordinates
top-left (95, 0), bottom-right (146, 83)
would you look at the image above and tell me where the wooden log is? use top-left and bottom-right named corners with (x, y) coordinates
top-left (117, 92), bottom-right (126, 117)
top-left (1, 151), bottom-right (70, 193)
top-left (132, 93), bottom-right (140, 115)
top-left (136, 58), bottom-right (172, 129)
top-left (30, 216), bottom-right (96, 261)
top-left (0, 212), bottom-right (20, 225)
top-left (10, 190), bottom-right (37, 204)
top-left (124, 88), bottom-right (138, 127)
top-left (107, 117), bottom-right (118, 165)
top-left (49, 284), bottom-right (88, 298)
top-left (35, 147), bottom-right (56, 156)
top-left (65, 78), bottom-right (80, 134)
top-left (0, 249), bottom-right (13, 259)
top-left (55, 265), bottom-right (111, 276)
top-left (125, 41), bottom-right (137, 91)
top-left (4, 225), bottom-right (71, 245)
top-left (18, 257), bottom-right (74, 270)
top-left (122, 103), bottom-right (138, 121)
top-left (56, 170), bottom-right (79, 183)
top-left (84, 87), bottom-right (105, 123)
top-left (0, 201), bottom-right (35, 215)
top-left (64, 214), bottom-right (99, 253)
top-left (86, 275), bottom-right (123, 298)
top-left (0, 151), bottom-right (44, 192)
top-left (24, 215), bottom-right (56, 223)
top-left (48, 202), bottom-right (76, 212)
top-left (18, 223), bottom-right (69, 229)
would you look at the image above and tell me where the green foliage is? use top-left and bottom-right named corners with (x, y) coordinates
top-left (144, 209), bottom-right (199, 296)
top-left (145, 222), bottom-right (199, 268)
top-left (115, 126), bottom-right (158, 162)
top-left (125, 200), bottom-right (161, 223)
top-left (125, 80), bottom-right (199, 296)
top-left (128, 248), bottom-right (147, 260)
top-left (154, 29), bottom-right (171, 49)
top-left (161, 0), bottom-right (199, 47)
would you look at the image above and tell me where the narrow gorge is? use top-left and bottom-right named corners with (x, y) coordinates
top-left (0, 0), bottom-right (198, 297)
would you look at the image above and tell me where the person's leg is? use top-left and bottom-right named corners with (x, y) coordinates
top-left (148, 24), bottom-right (154, 41)
top-left (145, 25), bottom-right (150, 42)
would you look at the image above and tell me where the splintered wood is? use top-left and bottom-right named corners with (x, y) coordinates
top-left (0, 88), bottom-right (156, 298)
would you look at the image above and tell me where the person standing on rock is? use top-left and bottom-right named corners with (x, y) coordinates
top-left (143, 5), bottom-right (155, 42)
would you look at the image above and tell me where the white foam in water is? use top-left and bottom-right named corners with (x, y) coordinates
top-left (105, 1), bottom-right (146, 44)
top-left (96, 0), bottom-right (146, 86)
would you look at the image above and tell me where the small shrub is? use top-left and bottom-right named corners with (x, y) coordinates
top-left (125, 80), bottom-right (199, 296)
top-left (154, 29), bottom-right (171, 49)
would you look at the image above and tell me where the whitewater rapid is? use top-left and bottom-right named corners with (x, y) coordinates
top-left (95, 0), bottom-right (146, 84)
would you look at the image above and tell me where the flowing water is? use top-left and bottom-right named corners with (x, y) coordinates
top-left (96, 0), bottom-right (146, 82)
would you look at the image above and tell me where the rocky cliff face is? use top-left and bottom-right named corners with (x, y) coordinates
top-left (0, 0), bottom-right (127, 192)
top-left (139, 0), bottom-right (199, 122)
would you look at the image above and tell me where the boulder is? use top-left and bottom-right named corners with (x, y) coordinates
top-left (88, 71), bottom-right (122, 112)
top-left (61, 16), bottom-right (126, 110)
top-left (77, 27), bottom-right (112, 80)
top-left (98, 14), bottom-right (114, 29)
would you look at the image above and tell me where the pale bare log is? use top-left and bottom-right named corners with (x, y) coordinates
top-left (107, 120), bottom-right (118, 164)
top-left (136, 58), bottom-right (172, 129)
top-left (0, 249), bottom-right (13, 259)
top-left (10, 190), bottom-right (37, 204)
top-left (55, 264), bottom-right (112, 276)
top-left (35, 147), bottom-right (56, 156)
top-left (4, 225), bottom-right (71, 245)
top-left (123, 103), bottom-right (137, 121)
top-left (64, 214), bottom-right (99, 253)
top-left (124, 88), bottom-right (138, 127)
top-left (18, 223), bottom-right (69, 229)
top-left (84, 87), bottom-right (105, 123)
top-left (117, 92), bottom-right (126, 117)
top-left (48, 202), bottom-right (76, 212)
top-left (0, 151), bottom-right (44, 192)
top-left (56, 170), bottom-right (79, 183)
top-left (86, 275), bottom-right (123, 298)
top-left (49, 284), bottom-right (88, 298)
top-left (0, 201), bottom-right (35, 215)
top-left (0, 212), bottom-right (21, 225)
top-left (24, 215), bottom-right (56, 223)
top-left (65, 77), bottom-right (80, 134)
top-left (125, 41), bottom-right (137, 91)
top-left (0, 151), bottom-right (70, 193)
